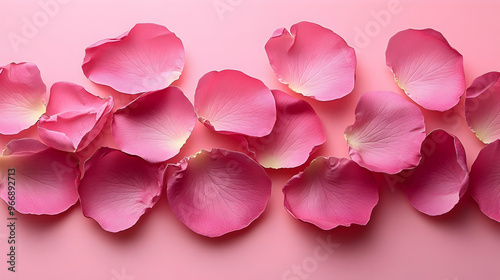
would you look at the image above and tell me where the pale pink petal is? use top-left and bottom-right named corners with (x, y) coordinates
top-left (82, 23), bottom-right (185, 94)
top-left (0, 139), bottom-right (79, 214)
top-left (469, 140), bottom-right (500, 222)
top-left (37, 82), bottom-right (113, 152)
top-left (465, 72), bottom-right (500, 144)
top-left (194, 70), bottom-right (276, 137)
top-left (344, 91), bottom-right (426, 174)
top-left (79, 148), bottom-right (164, 232)
top-left (244, 90), bottom-right (325, 168)
top-left (167, 149), bottom-right (271, 237)
top-left (401, 130), bottom-right (469, 216)
top-left (386, 28), bottom-right (465, 111)
top-left (283, 157), bottom-right (378, 229)
top-left (112, 87), bottom-right (196, 163)
top-left (0, 62), bottom-right (47, 134)
top-left (265, 21), bottom-right (356, 101)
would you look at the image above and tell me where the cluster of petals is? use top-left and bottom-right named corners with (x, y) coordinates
top-left (1, 22), bottom-right (500, 237)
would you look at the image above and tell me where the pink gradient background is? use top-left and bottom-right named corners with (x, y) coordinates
top-left (1, 0), bottom-right (500, 279)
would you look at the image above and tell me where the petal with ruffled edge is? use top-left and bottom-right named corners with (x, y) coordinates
top-left (0, 62), bottom-right (47, 135)
top-left (79, 148), bottom-right (164, 232)
top-left (0, 139), bottom-right (79, 214)
top-left (386, 28), bottom-right (465, 111)
top-left (283, 157), bottom-right (378, 229)
top-left (244, 90), bottom-right (325, 168)
top-left (344, 91), bottom-right (426, 174)
top-left (112, 87), bottom-right (196, 163)
top-left (265, 21), bottom-right (356, 101)
top-left (38, 82), bottom-right (113, 152)
top-left (469, 140), bottom-right (500, 222)
top-left (465, 72), bottom-right (500, 144)
top-left (82, 23), bottom-right (184, 94)
top-left (167, 149), bottom-right (271, 237)
top-left (401, 130), bottom-right (469, 216)
top-left (194, 70), bottom-right (276, 137)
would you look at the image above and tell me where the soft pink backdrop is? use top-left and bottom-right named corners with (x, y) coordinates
top-left (1, 0), bottom-right (500, 279)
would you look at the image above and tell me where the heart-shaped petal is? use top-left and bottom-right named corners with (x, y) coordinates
top-left (112, 87), bottom-right (196, 163)
top-left (0, 62), bottom-right (47, 135)
top-left (167, 149), bottom-right (271, 237)
top-left (283, 156), bottom-right (379, 229)
top-left (465, 72), bottom-right (500, 144)
top-left (265, 21), bottom-right (356, 101)
top-left (344, 91), bottom-right (426, 174)
top-left (386, 28), bottom-right (465, 111)
top-left (0, 139), bottom-right (79, 214)
top-left (82, 23), bottom-right (185, 94)
top-left (79, 148), bottom-right (165, 232)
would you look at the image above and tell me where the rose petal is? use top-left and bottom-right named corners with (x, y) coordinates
top-left (469, 140), bottom-right (500, 222)
top-left (244, 90), bottom-right (326, 168)
top-left (283, 157), bottom-right (379, 229)
top-left (465, 72), bottom-right (500, 144)
top-left (265, 21), bottom-right (356, 101)
top-left (37, 82), bottom-right (113, 152)
top-left (0, 62), bottom-right (47, 135)
top-left (194, 70), bottom-right (276, 137)
top-left (82, 23), bottom-right (185, 94)
top-left (386, 28), bottom-right (465, 111)
top-left (79, 148), bottom-right (164, 232)
top-left (401, 130), bottom-right (469, 216)
top-left (344, 91), bottom-right (426, 174)
top-left (0, 139), bottom-right (79, 214)
top-left (112, 87), bottom-right (196, 163)
top-left (167, 149), bottom-right (271, 237)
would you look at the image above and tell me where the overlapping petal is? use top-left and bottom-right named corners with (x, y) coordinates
top-left (465, 72), bottom-right (500, 144)
top-left (0, 62), bottom-right (47, 135)
top-left (344, 91), bottom-right (426, 174)
top-left (167, 149), bottom-right (271, 237)
top-left (401, 130), bottom-right (469, 216)
top-left (386, 28), bottom-right (465, 111)
top-left (37, 82), bottom-right (113, 152)
top-left (469, 140), bottom-right (500, 222)
top-left (265, 21), bottom-right (356, 101)
top-left (82, 23), bottom-right (185, 94)
top-left (244, 90), bottom-right (325, 168)
top-left (79, 148), bottom-right (164, 232)
top-left (194, 70), bottom-right (276, 137)
top-left (112, 87), bottom-right (196, 163)
top-left (283, 157), bottom-right (378, 229)
top-left (0, 139), bottom-right (79, 214)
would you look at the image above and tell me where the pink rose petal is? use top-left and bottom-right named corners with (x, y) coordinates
top-left (344, 91), bottom-right (426, 174)
top-left (265, 21), bottom-right (356, 101)
top-left (386, 28), bottom-right (465, 111)
top-left (194, 70), bottom-right (276, 137)
top-left (283, 156), bottom-right (379, 229)
top-left (401, 129), bottom-right (469, 216)
top-left (244, 90), bottom-right (326, 168)
top-left (167, 149), bottom-right (271, 237)
top-left (0, 139), bottom-right (79, 214)
top-left (0, 62), bottom-right (47, 135)
top-left (469, 140), bottom-right (500, 222)
top-left (37, 82), bottom-right (113, 152)
top-left (465, 72), bottom-right (500, 144)
top-left (112, 87), bottom-right (197, 163)
top-left (79, 148), bottom-right (164, 232)
top-left (82, 23), bottom-right (185, 94)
